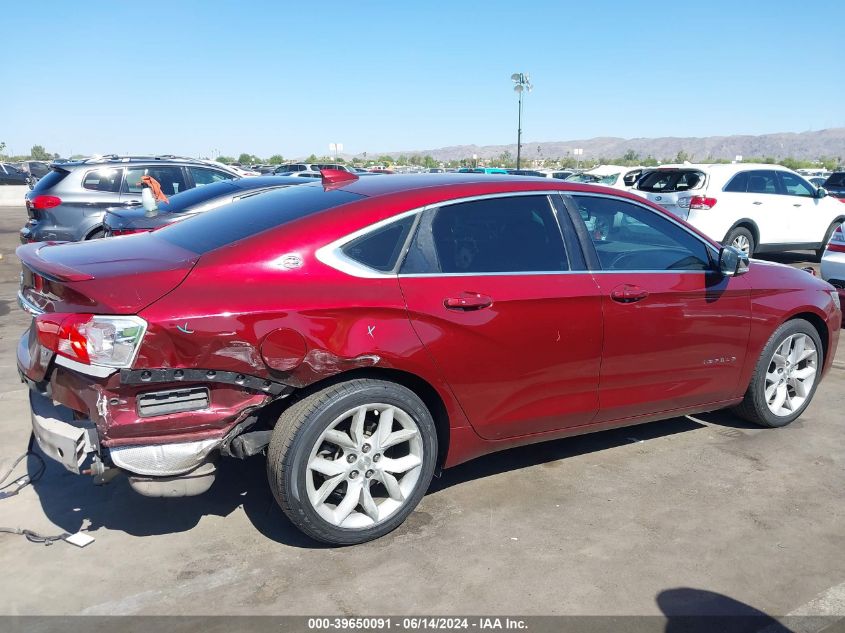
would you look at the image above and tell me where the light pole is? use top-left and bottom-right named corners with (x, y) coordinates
top-left (511, 72), bottom-right (532, 170)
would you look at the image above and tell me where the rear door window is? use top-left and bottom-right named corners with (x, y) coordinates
top-left (31, 169), bottom-right (69, 193)
top-left (746, 171), bottom-right (780, 194)
top-left (401, 195), bottom-right (568, 274)
top-left (82, 167), bottom-right (123, 192)
top-left (123, 166), bottom-right (188, 196)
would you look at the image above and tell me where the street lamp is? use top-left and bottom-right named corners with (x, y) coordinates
top-left (511, 72), bottom-right (532, 170)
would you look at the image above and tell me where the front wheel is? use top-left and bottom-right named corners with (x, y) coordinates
top-left (724, 227), bottom-right (755, 257)
top-left (733, 319), bottom-right (823, 427)
top-left (267, 379), bottom-right (437, 545)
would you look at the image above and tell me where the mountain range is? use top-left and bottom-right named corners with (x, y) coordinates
top-left (361, 128), bottom-right (845, 162)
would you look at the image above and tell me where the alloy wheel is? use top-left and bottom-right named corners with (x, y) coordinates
top-left (305, 403), bottom-right (424, 529)
top-left (731, 234), bottom-right (751, 254)
top-left (764, 333), bottom-right (818, 417)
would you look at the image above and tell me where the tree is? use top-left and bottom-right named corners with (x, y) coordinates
top-left (238, 153), bottom-right (257, 165)
top-left (377, 155), bottom-right (395, 166)
top-left (306, 154), bottom-right (318, 163)
top-left (30, 145), bottom-right (51, 160)
top-left (623, 149), bottom-right (639, 162)
top-left (422, 155), bottom-right (438, 169)
top-left (268, 154), bottom-right (285, 164)
top-left (0, 141), bottom-right (5, 154)
top-left (216, 156), bottom-right (234, 164)
top-left (675, 150), bottom-right (690, 163)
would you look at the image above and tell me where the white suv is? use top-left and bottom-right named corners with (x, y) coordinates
top-left (633, 163), bottom-right (845, 257)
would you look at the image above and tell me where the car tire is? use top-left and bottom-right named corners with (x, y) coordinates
top-left (267, 378), bottom-right (437, 545)
top-left (733, 319), bottom-right (823, 428)
top-left (723, 227), bottom-right (755, 256)
top-left (86, 228), bottom-right (106, 240)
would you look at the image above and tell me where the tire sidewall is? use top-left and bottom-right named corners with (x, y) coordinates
top-left (726, 227), bottom-right (755, 256)
top-left (279, 382), bottom-right (437, 544)
top-left (752, 320), bottom-right (823, 427)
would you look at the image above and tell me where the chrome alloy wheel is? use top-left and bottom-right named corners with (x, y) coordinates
top-left (731, 234), bottom-right (751, 254)
top-left (765, 333), bottom-right (818, 417)
top-left (305, 403), bottom-right (424, 529)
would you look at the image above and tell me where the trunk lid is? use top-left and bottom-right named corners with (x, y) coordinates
top-left (17, 234), bottom-right (199, 314)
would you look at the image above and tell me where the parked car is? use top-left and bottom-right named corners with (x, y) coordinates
top-left (566, 165), bottom-right (644, 189)
top-left (20, 156), bottom-right (241, 243)
top-left (546, 170), bottom-right (575, 180)
top-left (0, 163), bottom-right (30, 186)
top-left (214, 162), bottom-right (260, 177)
top-left (272, 163), bottom-right (354, 175)
top-left (820, 223), bottom-right (845, 302)
top-left (16, 173), bottom-right (841, 545)
top-left (808, 176), bottom-right (828, 187)
top-left (273, 171), bottom-right (323, 179)
top-left (457, 167), bottom-right (508, 174)
top-left (507, 169), bottom-right (547, 177)
top-left (821, 172), bottom-right (845, 200)
top-left (103, 176), bottom-right (307, 236)
top-left (15, 161), bottom-right (51, 184)
top-left (634, 163), bottom-right (845, 257)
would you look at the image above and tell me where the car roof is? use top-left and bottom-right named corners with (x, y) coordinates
top-left (231, 175), bottom-right (303, 189)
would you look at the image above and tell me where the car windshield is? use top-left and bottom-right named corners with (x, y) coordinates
top-left (637, 170), bottom-right (704, 192)
top-left (154, 180), bottom-right (241, 213)
top-left (156, 183), bottom-right (364, 254)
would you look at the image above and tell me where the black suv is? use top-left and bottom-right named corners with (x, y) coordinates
top-left (822, 172), bottom-right (845, 199)
top-left (21, 155), bottom-right (240, 243)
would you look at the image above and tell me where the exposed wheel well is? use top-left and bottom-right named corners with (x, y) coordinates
top-left (84, 225), bottom-right (105, 240)
top-left (789, 312), bottom-right (829, 364)
top-left (273, 368), bottom-right (451, 470)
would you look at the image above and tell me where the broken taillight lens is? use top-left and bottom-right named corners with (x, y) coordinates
top-left (35, 313), bottom-right (147, 367)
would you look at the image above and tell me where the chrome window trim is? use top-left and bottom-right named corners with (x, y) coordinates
top-left (563, 190), bottom-right (721, 263)
top-left (316, 190), bottom-right (574, 279)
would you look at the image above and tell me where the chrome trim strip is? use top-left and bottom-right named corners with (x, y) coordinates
top-left (316, 190), bottom-right (573, 279)
top-left (17, 291), bottom-right (44, 316)
top-left (55, 355), bottom-right (117, 379)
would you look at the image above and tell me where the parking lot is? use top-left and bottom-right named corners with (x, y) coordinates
top-left (0, 204), bottom-right (843, 619)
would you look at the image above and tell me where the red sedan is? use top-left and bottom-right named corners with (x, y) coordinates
top-left (16, 172), bottom-right (841, 544)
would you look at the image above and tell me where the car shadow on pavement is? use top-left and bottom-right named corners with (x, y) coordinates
top-left (29, 410), bottom-right (755, 549)
top-left (657, 587), bottom-right (791, 633)
top-left (29, 447), bottom-right (328, 549)
top-left (429, 415), bottom-right (704, 494)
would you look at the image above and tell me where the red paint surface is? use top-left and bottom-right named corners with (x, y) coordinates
top-left (15, 175), bottom-right (842, 465)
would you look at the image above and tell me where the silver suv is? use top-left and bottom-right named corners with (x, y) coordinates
top-left (21, 155), bottom-right (240, 243)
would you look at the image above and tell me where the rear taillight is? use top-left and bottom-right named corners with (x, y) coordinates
top-left (30, 195), bottom-right (62, 210)
top-left (35, 313), bottom-right (147, 368)
top-left (826, 224), bottom-right (845, 253)
top-left (689, 196), bottom-right (717, 210)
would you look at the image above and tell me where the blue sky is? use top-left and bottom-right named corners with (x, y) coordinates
top-left (2, 0), bottom-right (843, 159)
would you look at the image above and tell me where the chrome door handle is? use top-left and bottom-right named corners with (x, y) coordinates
top-left (752, 201), bottom-right (763, 205)
top-left (793, 204), bottom-right (802, 207)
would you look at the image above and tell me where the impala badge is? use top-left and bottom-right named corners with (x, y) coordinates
top-left (704, 356), bottom-right (736, 366)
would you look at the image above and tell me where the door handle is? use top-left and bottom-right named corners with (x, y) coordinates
top-left (444, 293), bottom-right (493, 311)
top-left (610, 284), bottom-right (649, 304)
top-left (752, 201), bottom-right (763, 205)
top-left (123, 200), bottom-right (141, 206)
top-left (792, 204), bottom-right (802, 207)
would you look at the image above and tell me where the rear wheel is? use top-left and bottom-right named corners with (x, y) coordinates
top-left (733, 319), bottom-right (823, 427)
top-left (267, 379), bottom-right (437, 545)
top-left (724, 227), bottom-right (755, 256)
top-left (85, 228), bottom-right (105, 240)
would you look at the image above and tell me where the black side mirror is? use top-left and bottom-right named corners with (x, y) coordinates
top-left (816, 187), bottom-right (828, 199)
top-left (718, 246), bottom-right (749, 277)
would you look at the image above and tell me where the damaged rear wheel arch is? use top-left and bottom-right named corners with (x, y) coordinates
top-left (275, 367), bottom-right (450, 470)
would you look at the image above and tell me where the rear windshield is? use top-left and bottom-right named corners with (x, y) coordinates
top-left (156, 184), bottom-right (364, 254)
top-left (155, 179), bottom-right (241, 212)
top-left (824, 173), bottom-right (845, 187)
top-left (637, 170), bottom-right (704, 192)
top-left (31, 168), bottom-right (69, 193)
